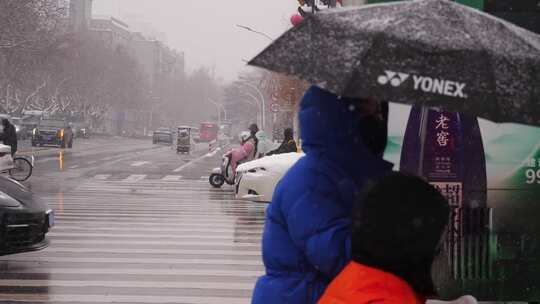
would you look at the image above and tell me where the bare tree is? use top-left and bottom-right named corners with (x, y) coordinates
top-left (0, 0), bottom-right (68, 115)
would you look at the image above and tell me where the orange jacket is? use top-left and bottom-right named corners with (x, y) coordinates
top-left (318, 262), bottom-right (425, 304)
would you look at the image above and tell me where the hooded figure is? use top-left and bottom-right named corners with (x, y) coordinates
top-left (255, 130), bottom-right (275, 157)
top-left (1, 119), bottom-right (17, 156)
top-left (319, 172), bottom-right (451, 304)
top-left (266, 128), bottom-right (297, 156)
top-left (251, 86), bottom-right (393, 304)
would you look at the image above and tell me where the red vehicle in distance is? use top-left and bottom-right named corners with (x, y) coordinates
top-left (199, 122), bottom-right (218, 142)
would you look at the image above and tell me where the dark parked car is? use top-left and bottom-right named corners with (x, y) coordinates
top-left (0, 176), bottom-right (53, 255)
top-left (152, 127), bottom-right (173, 145)
top-left (31, 119), bottom-right (74, 148)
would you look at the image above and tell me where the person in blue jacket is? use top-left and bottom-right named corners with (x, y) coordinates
top-left (251, 85), bottom-right (393, 304)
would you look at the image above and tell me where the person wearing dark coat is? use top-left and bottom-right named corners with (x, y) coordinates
top-left (319, 172), bottom-right (451, 304)
top-left (245, 123), bottom-right (260, 160)
top-left (266, 128), bottom-right (297, 155)
top-left (251, 86), bottom-right (393, 304)
top-left (1, 119), bottom-right (18, 156)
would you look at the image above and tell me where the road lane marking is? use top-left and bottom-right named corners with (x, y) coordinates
top-left (201, 176), bottom-right (209, 179)
top-left (8, 256), bottom-right (262, 266)
top-left (52, 226), bottom-right (262, 235)
top-left (50, 239), bottom-right (260, 248)
top-left (131, 161), bottom-right (150, 167)
top-left (0, 279), bottom-right (255, 290)
top-left (93, 174), bottom-right (111, 180)
top-left (69, 165), bottom-right (80, 169)
top-left (48, 232), bottom-right (258, 241)
top-left (162, 175), bottom-right (183, 181)
top-left (173, 149), bottom-right (221, 172)
top-left (0, 267), bottom-right (262, 277)
top-left (43, 247), bottom-right (261, 256)
top-left (0, 294), bottom-right (251, 304)
top-left (123, 174), bottom-right (146, 182)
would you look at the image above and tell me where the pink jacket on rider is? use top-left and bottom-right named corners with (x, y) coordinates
top-left (229, 141), bottom-right (255, 173)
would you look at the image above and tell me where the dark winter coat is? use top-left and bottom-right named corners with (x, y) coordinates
top-left (1, 123), bottom-right (17, 155)
top-left (251, 86), bottom-right (393, 304)
top-left (266, 139), bottom-right (297, 155)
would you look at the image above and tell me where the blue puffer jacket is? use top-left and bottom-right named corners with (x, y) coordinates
top-left (251, 86), bottom-right (393, 304)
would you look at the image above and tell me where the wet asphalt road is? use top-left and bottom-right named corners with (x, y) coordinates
top-left (0, 136), bottom-right (265, 304)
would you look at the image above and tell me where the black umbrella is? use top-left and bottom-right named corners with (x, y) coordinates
top-left (249, 0), bottom-right (540, 126)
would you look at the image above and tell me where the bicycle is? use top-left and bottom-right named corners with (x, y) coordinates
top-left (0, 147), bottom-right (33, 182)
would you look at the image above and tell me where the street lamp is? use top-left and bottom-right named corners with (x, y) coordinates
top-left (208, 98), bottom-right (227, 125)
top-left (238, 80), bottom-right (266, 131)
top-left (236, 24), bottom-right (274, 41)
top-left (242, 92), bottom-right (264, 127)
top-left (147, 92), bottom-right (161, 135)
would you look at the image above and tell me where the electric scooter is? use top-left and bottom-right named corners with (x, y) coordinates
top-left (209, 153), bottom-right (235, 188)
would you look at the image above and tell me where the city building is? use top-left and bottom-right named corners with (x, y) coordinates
top-left (90, 16), bottom-right (132, 50)
top-left (131, 36), bottom-right (185, 87)
top-left (69, 0), bottom-right (93, 31)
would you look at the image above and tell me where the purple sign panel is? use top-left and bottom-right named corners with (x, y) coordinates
top-left (424, 110), bottom-right (464, 207)
top-left (400, 105), bottom-right (486, 208)
top-left (400, 105), bottom-right (488, 282)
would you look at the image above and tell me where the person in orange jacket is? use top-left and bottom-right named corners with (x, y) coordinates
top-left (319, 172), bottom-right (450, 304)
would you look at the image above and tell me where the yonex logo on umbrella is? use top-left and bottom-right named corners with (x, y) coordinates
top-left (377, 71), bottom-right (410, 87)
top-left (412, 75), bottom-right (467, 99)
top-left (378, 70), bottom-right (468, 99)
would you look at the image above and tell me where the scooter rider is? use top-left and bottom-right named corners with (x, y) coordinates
top-left (209, 129), bottom-right (260, 188)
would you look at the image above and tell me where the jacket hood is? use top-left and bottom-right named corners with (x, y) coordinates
top-left (299, 86), bottom-right (392, 179)
top-left (255, 131), bottom-right (267, 140)
top-left (351, 172), bottom-right (450, 297)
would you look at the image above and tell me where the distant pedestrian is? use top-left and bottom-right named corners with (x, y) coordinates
top-left (319, 172), bottom-right (451, 304)
top-left (1, 119), bottom-right (17, 156)
top-left (255, 130), bottom-right (275, 157)
top-left (245, 123), bottom-right (259, 160)
top-left (266, 128), bottom-right (297, 155)
top-left (251, 86), bottom-right (393, 304)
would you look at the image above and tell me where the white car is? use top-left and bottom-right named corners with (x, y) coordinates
top-left (235, 152), bottom-right (305, 203)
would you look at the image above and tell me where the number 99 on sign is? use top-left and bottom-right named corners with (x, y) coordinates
top-left (525, 169), bottom-right (540, 184)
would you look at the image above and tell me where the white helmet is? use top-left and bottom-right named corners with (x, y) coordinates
top-left (239, 131), bottom-right (250, 143)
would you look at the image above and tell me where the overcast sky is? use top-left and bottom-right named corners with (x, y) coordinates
top-left (92, 0), bottom-right (297, 82)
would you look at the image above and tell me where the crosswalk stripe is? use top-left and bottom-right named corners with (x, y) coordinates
top-left (52, 226), bottom-right (262, 234)
top-left (8, 256), bottom-right (262, 266)
top-left (50, 239), bottom-right (261, 248)
top-left (0, 267), bottom-right (263, 277)
top-left (0, 279), bottom-right (255, 290)
top-left (1, 175), bottom-right (264, 303)
top-left (131, 161), bottom-right (150, 167)
top-left (44, 247), bottom-right (261, 256)
top-left (93, 174), bottom-right (111, 180)
top-left (162, 175), bottom-right (183, 181)
top-left (122, 174), bottom-right (147, 181)
top-left (47, 232), bottom-right (259, 242)
top-left (0, 294), bottom-right (250, 304)
top-left (53, 222), bottom-right (264, 229)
